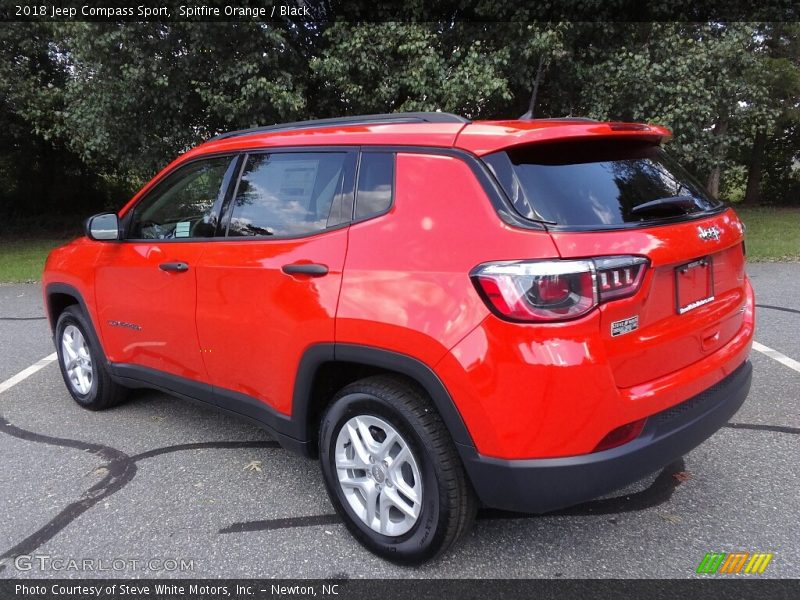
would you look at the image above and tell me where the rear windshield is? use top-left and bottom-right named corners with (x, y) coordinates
top-left (483, 140), bottom-right (723, 228)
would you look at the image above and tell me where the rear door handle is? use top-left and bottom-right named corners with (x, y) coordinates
top-left (159, 261), bottom-right (189, 273)
top-left (281, 263), bottom-right (329, 277)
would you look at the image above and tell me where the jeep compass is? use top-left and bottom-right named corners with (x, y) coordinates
top-left (43, 112), bottom-right (754, 564)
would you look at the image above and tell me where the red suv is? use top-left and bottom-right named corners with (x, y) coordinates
top-left (43, 113), bottom-right (754, 563)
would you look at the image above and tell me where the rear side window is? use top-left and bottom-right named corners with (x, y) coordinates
top-left (355, 152), bottom-right (394, 220)
top-left (227, 152), bottom-right (348, 237)
top-left (483, 141), bottom-right (723, 228)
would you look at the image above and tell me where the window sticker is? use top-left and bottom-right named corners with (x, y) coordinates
top-left (174, 221), bottom-right (191, 238)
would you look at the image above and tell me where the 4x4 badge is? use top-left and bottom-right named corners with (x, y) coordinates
top-left (698, 226), bottom-right (721, 241)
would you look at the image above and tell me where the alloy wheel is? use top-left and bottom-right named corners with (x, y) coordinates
top-left (61, 324), bottom-right (93, 395)
top-left (334, 415), bottom-right (423, 536)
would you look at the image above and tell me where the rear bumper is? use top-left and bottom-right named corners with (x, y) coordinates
top-left (461, 359), bottom-right (752, 513)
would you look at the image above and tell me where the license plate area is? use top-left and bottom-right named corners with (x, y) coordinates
top-left (675, 256), bottom-right (714, 314)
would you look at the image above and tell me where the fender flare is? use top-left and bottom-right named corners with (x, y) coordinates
top-left (292, 343), bottom-right (476, 450)
top-left (44, 283), bottom-right (110, 368)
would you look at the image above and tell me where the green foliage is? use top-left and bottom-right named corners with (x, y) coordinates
top-left (560, 24), bottom-right (780, 180)
top-left (721, 165), bottom-right (748, 204)
top-left (52, 22), bottom-right (307, 178)
top-left (310, 23), bottom-right (513, 117)
top-left (0, 20), bottom-right (798, 220)
top-left (762, 119), bottom-right (800, 203)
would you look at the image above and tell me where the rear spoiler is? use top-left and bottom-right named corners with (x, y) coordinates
top-left (455, 120), bottom-right (672, 156)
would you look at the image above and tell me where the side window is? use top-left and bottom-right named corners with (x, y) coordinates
top-left (355, 152), bottom-right (394, 220)
top-left (227, 152), bottom-right (348, 237)
top-left (128, 156), bottom-right (237, 240)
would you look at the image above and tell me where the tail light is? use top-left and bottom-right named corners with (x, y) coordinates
top-left (594, 256), bottom-right (648, 301)
top-left (471, 256), bottom-right (648, 323)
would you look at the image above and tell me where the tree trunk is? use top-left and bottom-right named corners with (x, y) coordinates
top-left (706, 115), bottom-right (729, 198)
top-left (707, 166), bottom-right (722, 198)
top-left (743, 128), bottom-right (767, 205)
top-left (521, 55), bottom-right (546, 119)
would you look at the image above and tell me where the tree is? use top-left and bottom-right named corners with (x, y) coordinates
top-left (741, 23), bottom-right (800, 204)
top-left (0, 23), bottom-right (112, 224)
top-left (1, 20), bottom-right (798, 222)
top-left (309, 22), bottom-right (513, 118)
top-left (561, 23), bottom-right (781, 197)
top-left (43, 22), bottom-right (308, 180)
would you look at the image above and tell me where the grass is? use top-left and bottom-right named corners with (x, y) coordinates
top-left (0, 238), bottom-right (73, 283)
top-left (0, 207), bottom-right (796, 283)
top-left (734, 206), bottom-right (800, 262)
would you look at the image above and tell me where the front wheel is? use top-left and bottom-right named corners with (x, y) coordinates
top-left (318, 375), bottom-right (476, 564)
top-left (55, 305), bottom-right (128, 410)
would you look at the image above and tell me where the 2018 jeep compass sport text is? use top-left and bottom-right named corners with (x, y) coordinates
top-left (43, 113), bottom-right (754, 564)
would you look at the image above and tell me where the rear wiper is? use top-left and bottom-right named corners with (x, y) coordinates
top-left (630, 195), bottom-right (698, 216)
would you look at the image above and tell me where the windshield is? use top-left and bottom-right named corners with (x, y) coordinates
top-left (483, 140), bottom-right (723, 228)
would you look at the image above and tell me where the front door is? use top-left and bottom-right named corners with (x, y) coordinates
top-left (95, 155), bottom-right (239, 382)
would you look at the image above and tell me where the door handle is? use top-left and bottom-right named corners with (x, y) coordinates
top-left (281, 263), bottom-right (329, 277)
top-left (159, 261), bottom-right (189, 273)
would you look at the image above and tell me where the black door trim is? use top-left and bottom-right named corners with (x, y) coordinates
top-left (110, 363), bottom-right (309, 455)
top-left (105, 342), bottom-right (475, 461)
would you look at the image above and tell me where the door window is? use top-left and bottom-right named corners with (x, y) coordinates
top-left (128, 156), bottom-right (237, 240)
top-left (226, 152), bottom-right (349, 237)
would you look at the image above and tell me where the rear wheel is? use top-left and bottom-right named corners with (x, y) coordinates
top-left (55, 306), bottom-right (127, 410)
top-left (318, 375), bottom-right (476, 564)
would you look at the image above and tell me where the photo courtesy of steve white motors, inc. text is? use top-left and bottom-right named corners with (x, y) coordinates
top-left (13, 583), bottom-right (341, 597)
top-left (13, 4), bottom-right (312, 18)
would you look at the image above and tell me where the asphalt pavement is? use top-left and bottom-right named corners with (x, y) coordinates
top-left (0, 263), bottom-right (797, 579)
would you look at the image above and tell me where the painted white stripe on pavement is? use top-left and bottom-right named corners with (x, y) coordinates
top-left (0, 352), bottom-right (57, 394)
top-left (0, 341), bottom-right (796, 397)
top-left (752, 341), bottom-right (800, 374)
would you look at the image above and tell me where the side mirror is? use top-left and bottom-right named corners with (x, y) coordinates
top-left (86, 213), bottom-right (120, 241)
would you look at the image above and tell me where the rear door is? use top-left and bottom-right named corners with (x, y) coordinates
top-left (95, 155), bottom-right (239, 382)
top-left (195, 148), bottom-right (356, 417)
top-left (483, 139), bottom-right (747, 387)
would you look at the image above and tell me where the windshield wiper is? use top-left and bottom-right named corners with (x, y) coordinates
top-left (630, 195), bottom-right (699, 216)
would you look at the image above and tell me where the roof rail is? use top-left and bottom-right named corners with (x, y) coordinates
top-left (518, 115), bottom-right (598, 122)
top-left (209, 112), bottom-right (470, 141)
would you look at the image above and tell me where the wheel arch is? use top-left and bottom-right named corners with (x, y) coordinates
top-left (293, 343), bottom-right (476, 456)
top-left (45, 283), bottom-right (110, 367)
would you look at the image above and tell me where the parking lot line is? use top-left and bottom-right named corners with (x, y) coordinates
top-left (0, 353), bottom-right (57, 395)
top-left (752, 341), bottom-right (800, 374)
top-left (0, 339), bottom-right (797, 399)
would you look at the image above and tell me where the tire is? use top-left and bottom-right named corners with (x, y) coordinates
top-left (55, 305), bottom-right (128, 410)
top-left (318, 375), bottom-right (477, 564)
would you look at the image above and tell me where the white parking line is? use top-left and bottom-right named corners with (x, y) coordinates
top-left (0, 353), bottom-right (57, 394)
top-left (0, 340), bottom-right (796, 397)
top-left (752, 341), bottom-right (800, 374)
